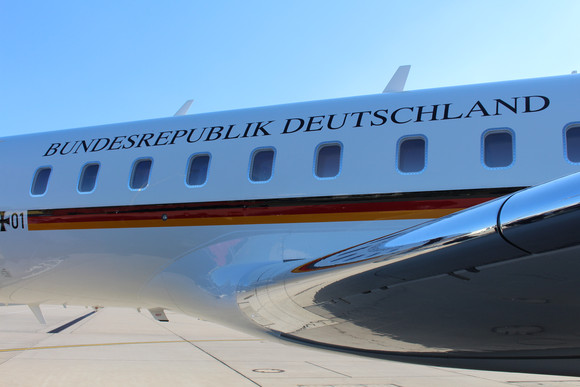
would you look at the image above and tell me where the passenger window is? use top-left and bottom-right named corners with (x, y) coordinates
top-left (398, 137), bottom-right (426, 173)
top-left (31, 167), bottom-right (52, 195)
top-left (250, 148), bottom-right (275, 182)
top-left (565, 125), bottom-right (580, 163)
top-left (315, 143), bottom-right (342, 178)
top-left (78, 163), bottom-right (100, 193)
top-left (130, 159), bottom-right (152, 189)
top-left (187, 154), bottom-right (210, 186)
top-left (483, 130), bottom-right (513, 168)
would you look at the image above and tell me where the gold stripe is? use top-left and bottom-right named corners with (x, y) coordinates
top-left (28, 208), bottom-right (461, 231)
top-left (0, 338), bottom-right (261, 353)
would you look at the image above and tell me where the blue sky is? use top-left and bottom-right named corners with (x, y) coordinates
top-left (2, 1), bottom-right (580, 136)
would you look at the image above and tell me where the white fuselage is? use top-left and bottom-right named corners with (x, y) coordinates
top-left (1, 74), bottom-right (579, 329)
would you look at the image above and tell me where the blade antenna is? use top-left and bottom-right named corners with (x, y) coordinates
top-left (174, 99), bottom-right (194, 116)
top-left (383, 65), bottom-right (411, 93)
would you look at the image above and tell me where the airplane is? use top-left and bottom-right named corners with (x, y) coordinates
top-left (2, 66), bottom-right (580, 377)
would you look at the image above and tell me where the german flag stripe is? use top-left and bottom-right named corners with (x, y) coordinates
top-left (27, 187), bottom-right (521, 231)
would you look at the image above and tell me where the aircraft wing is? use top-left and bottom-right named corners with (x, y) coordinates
top-left (238, 172), bottom-right (580, 376)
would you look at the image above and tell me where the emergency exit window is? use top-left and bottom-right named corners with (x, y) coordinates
top-left (483, 130), bottom-right (514, 168)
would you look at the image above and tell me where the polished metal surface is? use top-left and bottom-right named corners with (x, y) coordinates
top-left (500, 172), bottom-right (580, 253)
top-left (238, 173), bottom-right (580, 376)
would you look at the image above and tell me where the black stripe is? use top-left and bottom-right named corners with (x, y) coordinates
top-left (29, 187), bottom-right (524, 218)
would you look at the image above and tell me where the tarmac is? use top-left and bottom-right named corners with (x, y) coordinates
top-left (1, 304), bottom-right (580, 387)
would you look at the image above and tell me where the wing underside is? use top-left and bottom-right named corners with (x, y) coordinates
top-left (238, 172), bottom-right (580, 376)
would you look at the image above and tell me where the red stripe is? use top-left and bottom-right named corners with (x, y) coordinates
top-left (27, 195), bottom-right (500, 226)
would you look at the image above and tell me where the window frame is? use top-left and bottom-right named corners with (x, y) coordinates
top-left (396, 135), bottom-right (427, 174)
top-left (30, 166), bottom-right (53, 196)
top-left (129, 158), bottom-right (153, 190)
top-left (248, 147), bottom-right (276, 183)
top-left (314, 142), bottom-right (343, 180)
top-left (185, 153), bottom-right (211, 187)
top-left (564, 122), bottom-right (580, 164)
top-left (77, 162), bottom-right (101, 194)
top-left (481, 128), bottom-right (515, 169)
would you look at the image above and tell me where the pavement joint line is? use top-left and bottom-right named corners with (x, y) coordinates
top-left (0, 338), bottom-right (261, 353)
top-left (305, 360), bottom-right (352, 377)
top-left (180, 338), bottom-right (262, 387)
top-left (156, 321), bottom-right (262, 386)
